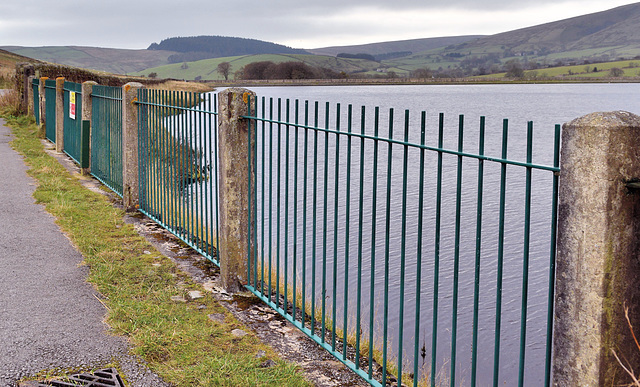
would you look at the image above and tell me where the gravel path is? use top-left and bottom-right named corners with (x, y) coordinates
top-left (0, 118), bottom-right (169, 386)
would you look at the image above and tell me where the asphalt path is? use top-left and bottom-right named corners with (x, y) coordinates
top-left (0, 118), bottom-right (167, 386)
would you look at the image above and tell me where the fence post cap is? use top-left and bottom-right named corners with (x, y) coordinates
top-left (123, 82), bottom-right (144, 92)
top-left (564, 111), bottom-right (640, 129)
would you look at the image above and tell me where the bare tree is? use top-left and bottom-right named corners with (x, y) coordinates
top-left (217, 62), bottom-right (231, 80)
top-left (609, 67), bottom-right (624, 77)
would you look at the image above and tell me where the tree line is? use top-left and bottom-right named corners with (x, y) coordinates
top-left (231, 61), bottom-right (342, 80)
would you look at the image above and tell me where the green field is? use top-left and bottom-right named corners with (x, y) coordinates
top-left (134, 54), bottom-right (390, 80)
top-left (474, 59), bottom-right (640, 79)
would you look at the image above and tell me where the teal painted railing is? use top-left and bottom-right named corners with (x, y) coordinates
top-left (243, 96), bottom-right (561, 387)
top-left (30, 81), bottom-right (561, 387)
top-left (91, 85), bottom-right (123, 196)
top-left (137, 89), bottom-right (221, 265)
top-left (44, 79), bottom-right (56, 142)
top-left (62, 81), bottom-right (83, 165)
top-left (32, 78), bottom-right (39, 125)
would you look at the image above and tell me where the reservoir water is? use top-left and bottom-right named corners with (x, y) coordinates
top-left (197, 83), bottom-right (639, 385)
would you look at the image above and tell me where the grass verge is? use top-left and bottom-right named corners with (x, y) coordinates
top-left (3, 113), bottom-right (310, 387)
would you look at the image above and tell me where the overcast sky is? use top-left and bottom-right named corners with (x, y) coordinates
top-left (0, 0), bottom-right (636, 50)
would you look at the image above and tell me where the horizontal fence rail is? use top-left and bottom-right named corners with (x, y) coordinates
top-left (243, 96), bottom-right (560, 387)
top-left (137, 89), bottom-right (221, 265)
top-left (62, 81), bottom-right (83, 164)
top-left (91, 85), bottom-right (123, 196)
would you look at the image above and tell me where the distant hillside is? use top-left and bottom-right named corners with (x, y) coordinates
top-left (309, 36), bottom-right (484, 57)
top-left (468, 2), bottom-right (640, 54)
top-left (133, 54), bottom-right (384, 81)
top-left (0, 46), bottom-right (176, 74)
top-left (438, 2), bottom-right (640, 64)
top-left (148, 36), bottom-right (311, 63)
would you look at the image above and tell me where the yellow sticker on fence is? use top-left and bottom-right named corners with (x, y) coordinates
top-left (69, 91), bottom-right (76, 120)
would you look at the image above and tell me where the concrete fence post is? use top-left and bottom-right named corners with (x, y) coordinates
top-left (20, 64), bottom-right (34, 115)
top-left (81, 81), bottom-right (97, 175)
top-left (27, 75), bottom-right (35, 115)
top-left (39, 77), bottom-right (48, 131)
top-left (55, 77), bottom-right (64, 153)
top-left (553, 111), bottom-right (640, 386)
top-left (217, 88), bottom-right (257, 293)
top-left (122, 82), bottom-right (143, 211)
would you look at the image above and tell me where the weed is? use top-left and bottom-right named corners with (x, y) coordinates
top-left (612, 302), bottom-right (640, 386)
top-left (0, 88), bottom-right (22, 117)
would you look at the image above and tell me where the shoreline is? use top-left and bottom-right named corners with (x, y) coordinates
top-left (205, 77), bottom-right (640, 88)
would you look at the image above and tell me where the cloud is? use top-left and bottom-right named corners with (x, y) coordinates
top-left (0, 0), bottom-right (636, 49)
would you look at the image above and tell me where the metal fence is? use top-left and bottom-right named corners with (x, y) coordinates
top-left (31, 80), bottom-right (562, 387)
top-left (91, 85), bottom-right (123, 196)
top-left (32, 78), bottom-right (39, 125)
top-left (63, 81), bottom-right (83, 164)
top-left (44, 79), bottom-right (56, 142)
top-left (243, 96), bottom-right (560, 387)
top-left (137, 89), bottom-right (221, 264)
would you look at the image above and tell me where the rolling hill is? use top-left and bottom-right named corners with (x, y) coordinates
top-left (132, 54), bottom-right (385, 81)
top-left (0, 46), bottom-right (175, 74)
top-left (308, 36), bottom-right (484, 57)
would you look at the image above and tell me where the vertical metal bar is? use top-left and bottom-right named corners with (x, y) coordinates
top-left (431, 113), bottom-right (445, 387)
top-left (247, 95), bottom-right (254, 286)
top-left (450, 114), bottom-right (465, 387)
top-left (471, 116), bottom-right (486, 387)
top-left (302, 100), bottom-right (309, 328)
top-left (261, 96), bottom-right (266, 294)
top-left (368, 107), bottom-right (380, 379)
top-left (343, 104), bottom-right (352, 361)
top-left (397, 109), bottom-right (410, 386)
top-left (276, 98), bottom-right (282, 309)
top-left (382, 108), bottom-right (394, 385)
top-left (413, 111), bottom-right (427, 385)
top-left (321, 102), bottom-right (330, 343)
top-left (293, 99), bottom-right (299, 322)
top-left (493, 119), bottom-right (509, 387)
top-left (332, 103), bottom-right (341, 352)
top-left (518, 121), bottom-right (534, 387)
top-left (355, 105), bottom-right (366, 370)
top-left (209, 94), bottom-right (215, 262)
top-left (544, 124), bottom-right (561, 387)
top-left (311, 101), bottom-right (319, 337)
top-left (284, 99), bottom-right (290, 313)
top-left (269, 98), bottom-right (274, 302)
top-left (213, 93), bottom-right (221, 263)
top-left (252, 97), bottom-right (258, 290)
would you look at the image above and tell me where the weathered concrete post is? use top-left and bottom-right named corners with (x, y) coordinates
top-left (38, 77), bottom-right (48, 131)
top-left (553, 111), bottom-right (640, 386)
top-left (122, 82), bottom-right (143, 211)
top-left (55, 77), bottom-right (64, 152)
top-left (81, 81), bottom-right (97, 175)
top-left (26, 75), bottom-right (35, 115)
top-left (217, 88), bottom-right (256, 293)
top-left (19, 64), bottom-right (34, 114)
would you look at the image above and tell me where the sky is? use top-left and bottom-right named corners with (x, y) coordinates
top-left (0, 0), bottom-right (637, 50)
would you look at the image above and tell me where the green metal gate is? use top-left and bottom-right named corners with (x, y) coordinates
top-left (91, 85), bottom-right (123, 196)
top-left (63, 81), bottom-right (83, 164)
top-left (136, 89), bottom-right (221, 264)
top-left (32, 78), bottom-right (40, 125)
top-left (44, 79), bottom-right (56, 143)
